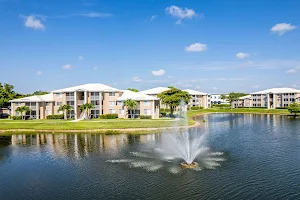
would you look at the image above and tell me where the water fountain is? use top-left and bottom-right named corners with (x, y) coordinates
top-left (107, 100), bottom-right (225, 173)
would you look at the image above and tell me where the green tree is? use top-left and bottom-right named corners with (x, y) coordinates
top-left (15, 106), bottom-right (31, 120)
top-left (127, 88), bottom-right (139, 92)
top-left (0, 83), bottom-right (24, 108)
top-left (80, 103), bottom-right (95, 119)
top-left (124, 99), bottom-right (138, 119)
top-left (58, 104), bottom-right (73, 120)
top-left (287, 103), bottom-right (300, 116)
top-left (220, 94), bottom-right (227, 101)
top-left (26, 91), bottom-right (49, 97)
top-left (157, 87), bottom-right (191, 115)
top-left (222, 92), bottom-right (248, 108)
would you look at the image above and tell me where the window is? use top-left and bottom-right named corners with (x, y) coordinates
top-left (45, 110), bottom-right (50, 116)
top-left (91, 100), bottom-right (100, 105)
top-left (91, 92), bottom-right (100, 96)
top-left (109, 109), bottom-right (116, 114)
top-left (56, 102), bottom-right (63, 106)
top-left (119, 109), bottom-right (124, 115)
top-left (67, 101), bottom-right (74, 106)
top-left (144, 109), bottom-right (151, 115)
top-left (144, 101), bottom-right (150, 106)
top-left (109, 92), bottom-right (115, 96)
top-left (46, 102), bottom-right (51, 106)
top-left (109, 101), bottom-right (116, 106)
top-left (91, 110), bottom-right (100, 118)
top-left (118, 101), bottom-right (124, 106)
top-left (56, 93), bottom-right (63, 98)
top-left (15, 102), bottom-right (21, 106)
top-left (66, 92), bottom-right (74, 96)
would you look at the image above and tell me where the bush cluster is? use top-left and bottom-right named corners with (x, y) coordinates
top-left (160, 108), bottom-right (171, 112)
top-left (11, 116), bottom-right (22, 120)
top-left (275, 107), bottom-right (288, 109)
top-left (140, 115), bottom-right (152, 119)
top-left (190, 106), bottom-right (204, 110)
top-left (99, 114), bottom-right (118, 119)
top-left (160, 112), bottom-right (167, 117)
top-left (213, 104), bottom-right (231, 108)
top-left (46, 114), bottom-right (64, 119)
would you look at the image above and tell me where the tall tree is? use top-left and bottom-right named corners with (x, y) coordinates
top-left (80, 103), bottom-right (95, 119)
top-left (26, 91), bottom-right (49, 96)
top-left (0, 83), bottom-right (24, 108)
top-left (157, 87), bottom-right (191, 115)
top-left (287, 103), bottom-right (300, 116)
top-left (15, 106), bottom-right (30, 120)
top-left (127, 88), bottom-right (139, 92)
top-left (223, 92), bottom-right (248, 108)
top-left (220, 94), bottom-right (227, 101)
top-left (58, 105), bottom-right (73, 120)
top-left (124, 99), bottom-right (138, 119)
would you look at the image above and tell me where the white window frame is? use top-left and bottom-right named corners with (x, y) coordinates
top-left (109, 101), bottom-right (116, 106)
top-left (109, 109), bottom-right (116, 114)
top-left (144, 101), bottom-right (150, 106)
top-left (109, 92), bottom-right (115, 97)
top-left (56, 93), bottom-right (63, 98)
top-left (119, 109), bottom-right (124, 115)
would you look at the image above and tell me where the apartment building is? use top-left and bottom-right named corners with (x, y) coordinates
top-left (211, 94), bottom-right (229, 105)
top-left (232, 95), bottom-right (251, 108)
top-left (140, 87), bottom-right (211, 109)
top-left (10, 84), bottom-right (160, 119)
top-left (233, 88), bottom-right (300, 109)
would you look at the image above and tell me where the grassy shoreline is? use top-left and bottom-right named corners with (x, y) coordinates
top-left (0, 108), bottom-right (293, 135)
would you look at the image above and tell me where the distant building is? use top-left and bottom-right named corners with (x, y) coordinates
top-left (211, 94), bottom-right (229, 105)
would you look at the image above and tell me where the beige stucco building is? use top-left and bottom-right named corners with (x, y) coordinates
top-left (10, 84), bottom-right (160, 119)
top-left (233, 88), bottom-right (300, 109)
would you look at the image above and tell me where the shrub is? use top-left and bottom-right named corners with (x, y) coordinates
top-left (190, 106), bottom-right (204, 110)
top-left (140, 115), bottom-right (152, 119)
top-left (276, 107), bottom-right (288, 109)
top-left (99, 114), bottom-right (118, 119)
top-left (160, 108), bottom-right (171, 112)
top-left (46, 114), bottom-right (64, 119)
top-left (11, 116), bottom-right (22, 120)
top-left (160, 112), bottom-right (167, 117)
top-left (213, 104), bottom-right (231, 108)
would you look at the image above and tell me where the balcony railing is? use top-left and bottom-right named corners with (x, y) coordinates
top-left (29, 106), bottom-right (36, 110)
top-left (78, 100), bottom-right (84, 105)
top-left (91, 96), bottom-right (100, 100)
top-left (66, 96), bottom-right (75, 101)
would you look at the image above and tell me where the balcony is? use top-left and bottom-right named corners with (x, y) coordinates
top-left (78, 100), bottom-right (84, 105)
top-left (66, 96), bottom-right (75, 101)
top-left (29, 106), bottom-right (36, 110)
top-left (91, 96), bottom-right (100, 100)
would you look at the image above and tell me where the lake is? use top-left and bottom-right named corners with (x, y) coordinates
top-left (0, 114), bottom-right (300, 200)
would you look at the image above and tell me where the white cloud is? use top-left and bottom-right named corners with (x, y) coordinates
top-left (252, 85), bottom-right (259, 88)
top-left (76, 12), bottom-right (113, 18)
top-left (271, 23), bottom-right (297, 35)
top-left (132, 76), bottom-right (142, 83)
top-left (62, 64), bottom-right (72, 70)
top-left (36, 71), bottom-right (42, 76)
top-left (24, 15), bottom-right (45, 30)
top-left (166, 5), bottom-right (197, 24)
top-left (236, 52), bottom-right (250, 59)
top-left (150, 15), bottom-right (156, 21)
top-left (286, 69), bottom-right (298, 74)
top-left (185, 43), bottom-right (207, 52)
top-left (93, 66), bottom-right (98, 70)
top-left (79, 56), bottom-right (84, 60)
top-left (152, 69), bottom-right (166, 76)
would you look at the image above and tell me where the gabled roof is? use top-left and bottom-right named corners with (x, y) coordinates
top-left (117, 90), bottom-right (158, 101)
top-left (183, 89), bottom-right (208, 95)
top-left (239, 95), bottom-right (251, 100)
top-left (139, 87), bottom-right (170, 95)
top-left (51, 83), bottom-right (120, 93)
top-left (251, 88), bottom-right (300, 95)
top-left (9, 93), bottom-right (54, 102)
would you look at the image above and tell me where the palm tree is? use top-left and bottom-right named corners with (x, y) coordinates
top-left (124, 99), bottom-right (138, 119)
top-left (80, 103), bottom-right (95, 119)
top-left (58, 104), bottom-right (73, 120)
top-left (15, 106), bottom-right (30, 120)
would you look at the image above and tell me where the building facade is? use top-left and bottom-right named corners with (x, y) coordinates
top-left (233, 88), bottom-right (300, 109)
top-left (10, 84), bottom-right (160, 119)
top-left (211, 94), bottom-right (229, 105)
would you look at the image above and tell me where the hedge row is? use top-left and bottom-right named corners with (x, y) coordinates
top-left (99, 114), bottom-right (118, 119)
top-left (190, 106), bottom-right (204, 110)
top-left (140, 115), bottom-right (152, 119)
top-left (46, 114), bottom-right (64, 119)
top-left (213, 104), bottom-right (231, 108)
top-left (11, 116), bottom-right (22, 120)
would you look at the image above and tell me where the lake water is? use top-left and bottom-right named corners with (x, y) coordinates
top-left (0, 114), bottom-right (300, 200)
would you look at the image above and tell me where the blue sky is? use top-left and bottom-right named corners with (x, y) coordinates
top-left (0, 0), bottom-right (300, 94)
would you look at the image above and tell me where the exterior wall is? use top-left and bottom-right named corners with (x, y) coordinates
top-left (211, 94), bottom-right (229, 105)
top-left (0, 108), bottom-right (10, 115)
top-left (103, 92), bottom-right (122, 114)
top-left (53, 93), bottom-right (66, 114)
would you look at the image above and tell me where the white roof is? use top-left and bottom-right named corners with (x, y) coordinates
top-left (183, 89), bottom-right (208, 95)
top-left (239, 95), bottom-right (251, 99)
top-left (251, 88), bottom-right (300, 95)
top-left (10, 93), bottom-right (54, 102)
top-left (51, 83), bottom-right (120, 93)
top-left (139, 87), bottom-right (170, 95)
top-left (117, 90), bottom-right (158, 101)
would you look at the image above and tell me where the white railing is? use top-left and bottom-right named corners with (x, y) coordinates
top-left (66, 96), bottom-right (74, 101)
top-left (78, 100), bottom-right (84, 105)
top-left (91, 96), bottom-right (100, 100)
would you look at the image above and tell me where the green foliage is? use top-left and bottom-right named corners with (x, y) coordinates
top-left (58, 104), bottom-right (73, 120)
top-left (220, 94), bottom-right (227, 101)
top-left (15, 106), bottom-right (31, 120)
top-left (220, 92), bottom-right (248, 104)
top-left (46, 114), bottom-right (64, 119)
top-left (11, 116), bottom-right (22, 120)
top-left (157, 87), bottom-right (191, 115)
top-left (26, 90), bottom-right (49, 97)
top-left (124, 99), bottom-right (139, 119)
top-left (287, 103), bottom-right (300, 115)
top-left (160, 108), bottom-right (171, 112)
top-left (0, 83), bottom-right (24, 108)
top-left (160, 112), bottom-right (167, 117)
top-left (99, 114), bottom-right (118, 119)
top-left (127, 88), bottom-right (139, 92)
top-left (140, 115), bottom-right (152, 119)
top-left (190, 106), bottom-right (204, 110)
top-left (80, 103), bottom-right (95, 119)
top-left (213, 104), bottom-right (231, 108)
